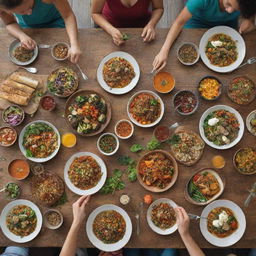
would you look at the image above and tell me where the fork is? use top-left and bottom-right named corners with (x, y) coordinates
top-left (135, 202), bottom-right (143, 235)
top-left (76, 63), bottom-right (88, 81)
top-left (188, 213), bottom-right (208, 221)
top-left (238, 57), bottom-right (256, 69)
top-left (244, 182), bottom-right (256, 207)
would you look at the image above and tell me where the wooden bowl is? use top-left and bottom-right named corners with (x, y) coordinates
top-left (184, 168), bottom-right (225, 206)
top-left (137, 150), bottom-right (178, 193)
top-left (65, 89), bottom-right (111, 137)
top-left (233, 147), bottom-right (256, 175)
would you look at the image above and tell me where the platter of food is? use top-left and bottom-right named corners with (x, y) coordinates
top-left (47, 67), bottom-right (79, 98)
top-left (86, 204), bottom-right (132, 251)
top-left (127, 90), bottom-right (164, 128)
top-left (147, 198), bottom-right (178, 235)
top-left (169, 127), bottom-right (205, 166)
top-left (8, 39), bottom-right (38, 66)
top-left (185, 168), bottom-right (225, 205)
top-left (19, 120), bottom-right (61, 162)
top-left (199, 105), bottom-right (244, 150)
top-left (137, 150), bottom-right (178, 192)
top-left (0, 199), bottom-right (42, 243)
top-left (65, 90), bottom-right (111, 136)
top-left (64, 152), bottom-right (107, 195)
top-left (199, 26), bottom-right (245, 73)
top-left (246, 110), bottom-right (256, 136)
top-left (97, 51), bottom-right (140, 95)
top-left (200, 199), bottom-right (246, 247)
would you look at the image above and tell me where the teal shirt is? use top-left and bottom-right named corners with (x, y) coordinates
top-left (185, 0), bottom-right (240, 28)
top-left (14, 0), bottom-right (65, 28)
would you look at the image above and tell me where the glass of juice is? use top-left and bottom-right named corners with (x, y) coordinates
top-left (62, 133), bottom-right (77, 148)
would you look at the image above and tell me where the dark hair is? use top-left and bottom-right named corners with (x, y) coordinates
top-left (238, 0), bottom-right (256, 18)
top-left (0, 0), bottom-right (23, 9)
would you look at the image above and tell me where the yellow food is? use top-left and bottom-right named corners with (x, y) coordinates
top-left (61, 133), bottom-right (77, 148)
top-left (199, 78), bottom-right (220, 100)
top-left (212, 155), bottom-right (225, 169)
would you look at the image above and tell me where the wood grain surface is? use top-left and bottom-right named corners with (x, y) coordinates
top-left (0, 28), bottom-right (255, 248)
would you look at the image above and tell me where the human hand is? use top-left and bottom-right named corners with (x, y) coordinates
top-left (141, 24), bottom-right (156, 42)
top-left (152, 50), bottom-right (168, 73)
top-left (72, 195), bottom-right (90, 228)
top-left (20, 34), bottom-right (36, 50)
top-left (110, 28), bottom-right (125, 46)
top-left (175, 207), bottom-right (190, 237)
top-left (68, 44), bottom-right (82, 64)
top-left (239, 19), bottom-right (256, 34)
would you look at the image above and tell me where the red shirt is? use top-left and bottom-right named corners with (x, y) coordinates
top-left (102, 0), bottom-right (152, 28)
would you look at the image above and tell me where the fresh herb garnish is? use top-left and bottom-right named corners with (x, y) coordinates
top-left (118, 155), bottom-right (135, 166)
top-left (168, 134), bottom-right (181, 145)
top-left (130, 144), bottom-right (144, 153)
top-left (147, 137), bottom-right (162, 150)
top-left (53, 192), bottom-right (68, 207)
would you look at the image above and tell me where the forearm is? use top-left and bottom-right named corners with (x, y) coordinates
top-left (64, 14), bottom-right (79, 46)
top-left (180, 233), bottom-right (205, 256)
top-left (92, 13), bottom-right (116, 35)
top-left (60, 223), bottom-right (80, 256)
top-left (6, 23), bottom-right (28, 40)
top-left (147, 8), bottom-right (164, 28)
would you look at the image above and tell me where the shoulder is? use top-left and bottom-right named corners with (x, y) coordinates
top-left (186, 0), bottom-right (207, 14)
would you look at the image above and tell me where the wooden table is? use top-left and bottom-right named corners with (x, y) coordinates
top-left (0, 28), bottom-right (256, 248)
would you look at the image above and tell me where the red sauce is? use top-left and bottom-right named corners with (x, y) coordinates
top-left (41, 96), bottom-right (56, 111)
top-left (154, 126), bottom-right (170, 142)
top-left (0, 127), bottom-right (16, 146)
top-left (174, 91), bottom-right (197, 114)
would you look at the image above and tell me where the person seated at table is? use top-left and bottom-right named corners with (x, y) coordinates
top-left (91, 0), bottom-right (164, 46)
top-left (152, 0), bottom-right (256, 72)
top-left (0, 0), bottom-right (81, 63)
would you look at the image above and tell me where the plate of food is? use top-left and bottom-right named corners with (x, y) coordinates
top-left (97, 51), bottom-right (140, 95)
top-left (65, 90), bottom-right (111, 136)
top-left (199, 105), bottom-right (244, 150)
top-left (19, 120), bottom-right (60, 162)
top-left (64, 152), bottom-right (107, 196)
top-left (246, 110), bottom-right (256, 136)
top-left (199, 26), bottom-right (245, 73)
top-left (227, 76), bottom-right (256, 105)
top-left (127, 90), bottom-right (164, 128)
top-left (200, 199), bottom-right (246, 247)
top-left (31, 171), bottom-right (65, 206)
top-left (147, 198), bottom-right (178, 235)
top-left (0, 199), bottom-right (42, 243)
top-left (233, 147), bottom-right (256, 175)
top-left (185, 168), bottom-right (225, 205)
top-left (137, 150), bottom-right (178, 192)
top-left (86, 204), bottom-right (132, 251)
top-left (169, 127), bottom-right (205, 166)
top-left (9, 39), bottom-right (38, 66)
top-left (47, 67), bottom-right (79, 98)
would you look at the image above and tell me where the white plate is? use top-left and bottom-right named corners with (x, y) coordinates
top-left (86, 204), bottom-right (132, 251)
top-left (199, 26), bottom-right (245, 73)
top-left (19, 120), bottom-right (61, 163)
top-left (127, 90), bottom-right (164, 128)
top-left (246, 110), bottom-right (256, 136)
top-left (64, 152), bottom-right (107, 196)
top-left (97, 51), bottom-right (140, 95)
top-left (199, 105), bottom-right (244, 150)
top-left (0, 199), bottom-right (42, 243)
top-left (147, 198), bottom-right (178, 235)
top-left (200, 199), bottom-right (246, 247)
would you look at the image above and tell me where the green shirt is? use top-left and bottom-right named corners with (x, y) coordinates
top-left (185, 0), bottom-right (240, 28)
top-left (14, 0), bottom-right (65, 28)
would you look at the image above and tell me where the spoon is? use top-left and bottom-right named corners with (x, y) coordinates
top-left (38, 44), bottom-right (51, 49)
top-left (0, 187), bottom-right (6, 193)
top-left (238, 57), bottom-right (256, 69)
top-left (188, 213), bottom-right (208, 221)
top-left (19, 66), bottom-right (38, 74)
top-left (76, 63), bottom-right (88, 80)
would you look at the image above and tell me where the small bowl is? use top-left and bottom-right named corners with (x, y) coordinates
top-left (177, 42), bottom-right (200, 66)
top-left (8, 159), bottom-right (30, 180)
top-left (97, 133), bottom-right (119, 156)
top-left (51, 42), bottom-right (69, 61)
top-left (2, 105), bottom-right (25, 126)
top-left (43, 209), bottom-right (63, 230)
top-left (246, 110), bottom-right (256, 137)
top-left (40, 95), bottom-right (56, 111)
top-left (198, 76), bottom-right (222, 101)
top-left (0, 126), bottom-right (17, 147)
top-left (172, 90), bottom-right (199, 116)
top-left (153, 125), bottom-right (170, 142)
top-left (114, 119), bottom-right (134, 139)
top-left (153, 72), bottom-right (175, 94)
top-left (4, 182), bottom-right (21, 200)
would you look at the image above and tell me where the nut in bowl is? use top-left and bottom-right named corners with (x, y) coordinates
top-left (0, 126), bottom-right (17, 147)
top-left (177, 42), bottom-right (200, 65)
top-left (51, 42), bottom-right (69, 61)
top-left (198, 76), bottom-right (222, 101)
top-left (115, 119), bottom-right (134, 139)
top-left (2, 105), bottom-right (25, 126)
top-left (153, 72), bottom-right (175, 94)
top-left (44, 209), bottom-right (63, 230)
top-left (97, 133), bottom-right (119, 156)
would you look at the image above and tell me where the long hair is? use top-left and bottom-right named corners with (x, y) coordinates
top-left (238, 0), bottom-right (256, 18)
top-left (0, 0), bottom-right (23, 9)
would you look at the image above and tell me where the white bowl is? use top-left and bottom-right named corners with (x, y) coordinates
top-left (64, 152), bottom-right (107, 196)
top-left (199, 105), bottom-right (244, 150)
top-left (86, 204), bottom-right (132, 251)
top-left (114, 119), bottom-right (134, 139)
top-left (246, 110), bottom-right (256, 136)
top-left (177, 42), bottom-right (200, 65)
top-left (19, 120), bottom-right (61, 163)
top-left (97, 133), bottom-right (119, 156)
top-left (127, 90), bottom-right (164, 128)
top-left (199, 26), bottom-right (246, 73)
top-left (200, 199), bottom-right (246, 247)
top-left (147, 198), bottom-right (178, 235)
top-left (97, 51), bottom-right (140, 95)
top-left (0, 199), bottom-right (42, 243)
top-left (43, 209), bottom-right (63, 230)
